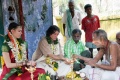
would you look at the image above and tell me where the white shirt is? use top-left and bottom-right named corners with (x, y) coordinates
top-left (62, 9), bottom-right (81, 38)
top-left (62, 9), bottom-right (81, 29)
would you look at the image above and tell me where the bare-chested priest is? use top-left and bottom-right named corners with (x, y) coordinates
top-left (73, 29), bottom-right (120, 80)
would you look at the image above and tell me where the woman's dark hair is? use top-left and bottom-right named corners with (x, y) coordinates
top-left (5, 22), bottom-right (23, 43)
top-left (46, 25), bottom-right (60, 37)
top-left (8, 22), bottom-right (20, 32)
top-left (84, 4), bottom-right (92, 10)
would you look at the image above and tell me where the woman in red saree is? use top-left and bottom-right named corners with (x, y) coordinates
top-left (0, 22), bottom-right (45, 80)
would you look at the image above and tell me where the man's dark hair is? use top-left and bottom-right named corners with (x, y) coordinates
top-left (72, 29), bottom-right (82, 35)
top-left (46, 25), bottom-right (60, 37)
top-left (84, 4), bottom-right (92, 10)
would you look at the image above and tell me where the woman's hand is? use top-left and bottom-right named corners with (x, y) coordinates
top-left (27, 61), bottom-right (36, 67)
top-left (59, 55), bottom-right (66, 61)
top-left (64, 58), bottom-right (71, 65)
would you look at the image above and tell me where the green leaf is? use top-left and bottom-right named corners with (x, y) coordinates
top-left (54, 62), bottom-right (58, 68)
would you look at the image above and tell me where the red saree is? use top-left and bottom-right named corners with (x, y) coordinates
top-left (0, 51), bottom-right (45, 80)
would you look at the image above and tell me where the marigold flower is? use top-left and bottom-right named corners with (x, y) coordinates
top-left (53, 67), bottom-right (57, 71)
top-left (46, 76), bottom-right (51, 80)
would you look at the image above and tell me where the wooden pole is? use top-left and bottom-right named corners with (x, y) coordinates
top-left (18, 0), bottom-right (25, 40)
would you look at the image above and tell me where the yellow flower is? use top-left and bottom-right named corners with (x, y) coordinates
top-left (46, 59), bottom-right (51, 64)
top-left (18, 53), bottom-right (22, 60)
top-left (18, 45), bottom-right (22, 50)
top-left (46, 76), bottom-right (51, 80)
top-left (53, 67), bottom-right (57, 71)
top-left (66, 71), bottom-right (76, 78)
top-left (18, 73), bottom-right (22, 76)
top-left (46, 57), bottom-right (51, 64)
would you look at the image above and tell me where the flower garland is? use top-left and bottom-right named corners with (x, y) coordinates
top-left (46, 36), bottom-right (58, 54)
top-left (6, 31), bottom-right (27, 63)
top-left (46, 36), bottom-right (58, 44)
top-left (50, 44), bottom-right (57, 54)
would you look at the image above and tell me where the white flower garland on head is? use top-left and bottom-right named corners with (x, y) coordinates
top-left (6, 32), bottom-right (27, 63)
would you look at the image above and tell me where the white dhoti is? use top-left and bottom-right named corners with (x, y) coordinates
top-left (79, 65), bottom-right (120, 80)
top-left (56, 61), bottom-right (71, 77)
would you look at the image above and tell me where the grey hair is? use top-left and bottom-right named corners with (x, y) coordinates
top-left (93, 29), bottom-right (108, 40)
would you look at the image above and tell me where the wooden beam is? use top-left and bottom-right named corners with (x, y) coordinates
top-left (18, 0), bottom-right (25, 40)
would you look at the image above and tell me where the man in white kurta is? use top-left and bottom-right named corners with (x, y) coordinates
top-left (62, 0), bottom-right (81, 39)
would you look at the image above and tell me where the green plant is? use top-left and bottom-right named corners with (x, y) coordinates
top-left (38, 71), bottom-right (51, 80)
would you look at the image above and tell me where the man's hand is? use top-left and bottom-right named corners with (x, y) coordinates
top-left (84, 58), bottom-right (92, 63)
top-left (86, 59), bottom-right (97, 67)
top-left (72, 54), bottom-right (79, 59)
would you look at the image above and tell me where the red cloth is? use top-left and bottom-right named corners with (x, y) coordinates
top-left (0, 51), bottom-right (45, 80)
top-left (82, 15), bottom-right (100, 42)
